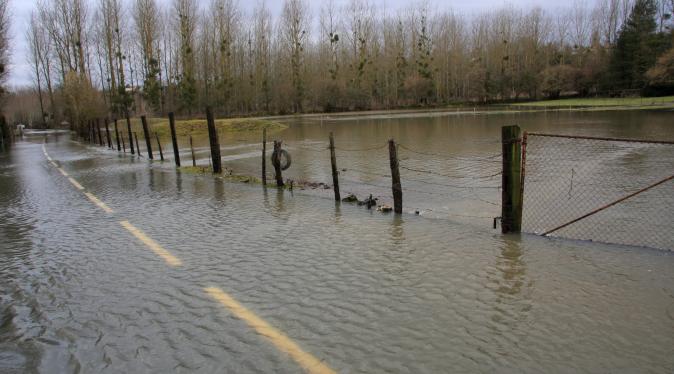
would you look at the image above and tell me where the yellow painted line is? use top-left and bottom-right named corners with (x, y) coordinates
top-left (119, 221), bottom-right (182, 267)
top-left (68, 177), bottom-right (85, 190)
top-left (204, 287), bottom-right (335, 374)
top-left (57, 167), bottom-right (69, 177)
top-left (84, 192), bottom-right (114, 213)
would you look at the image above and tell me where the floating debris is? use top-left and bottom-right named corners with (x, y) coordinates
top-left (378, 205), bottom-right (393, 213)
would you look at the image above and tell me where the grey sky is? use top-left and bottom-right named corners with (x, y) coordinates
top-left (7, 0), bottom-right (589, 88)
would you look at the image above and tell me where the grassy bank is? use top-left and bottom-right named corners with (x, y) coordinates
top-left (511, 96), bottom-right (674, 108)
top-left (125, 117), bottom-right (287, 138)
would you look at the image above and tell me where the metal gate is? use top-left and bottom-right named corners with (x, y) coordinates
top-left (521, 133), bottom-right (674, 250)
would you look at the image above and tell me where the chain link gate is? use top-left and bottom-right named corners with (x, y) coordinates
top-left (521, 133), bottom-right (674, 251)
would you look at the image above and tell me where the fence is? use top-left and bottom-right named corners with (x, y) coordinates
top-left (78, 112), bottom-right (673, 251)
top-left (522, 133), bottom-right (674, 250)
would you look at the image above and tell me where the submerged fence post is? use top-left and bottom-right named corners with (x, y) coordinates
top-left (105, 119), bottom-right (112, 148)
top-left (126, 112), bottom-right (134, 155)
top-left (114, 119), bottom-right (121, 151)
top-left (134, 132), bottom-right (141, 156)
top-left (96, 119), bottom-right (103, 146)
top-left (155, 132), bottom-right (164, 161)
top-left (141, 115), bottom-right (153, 159)
top-left (206, 107), bottom-right (222, 173)
top-left (168, 112), bottom-right (180, 167)
top-left (272, 140), bottom-right (284, 187)
top-left (329, 132), bottom-right (340, 201)
top-left (262, 128), bottom-right (267, 186)
top-left (189, 135), bottom-right (196, 167)
top-left (388, 139), bottom-right (403, 214)
top-left (501, 125), bottom-right (523, 234)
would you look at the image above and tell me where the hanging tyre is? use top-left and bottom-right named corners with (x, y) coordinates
top-left (272, 149), bottom-right (292, 170)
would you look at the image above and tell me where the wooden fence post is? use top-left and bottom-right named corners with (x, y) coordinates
top-left (272, 140), bottom-right (284, 187)
top-left (155, 132), bottom-right (164, 161)
top-left (329, 132), bottom-right (340, 201)
top-left (141, 115), bottom-right (153, 159)
top-left (126, 112), bottom-right (134, 155)
top-left (262, 128), bottom-right (267, 186)
top-left (121, 134), bottom-right (126, 153)
top-left (104, 119), bottom-right (112, 148)
top-left (114, 119), bottom-right (121, 151)
top-left (206, 106), bottom-right (222, 173)
top-left (134, 132), bottom-right (141, 156)
top-left (501, 125), bottom-right (522, 234)
top-left (96, 119), bottom-right (103, 146)
top-left (168, 112), bottom-right (180, 167)
top-left (388, 139), bottom-right (403, 214)
top-left (189, 135), bottom-right (196, 166)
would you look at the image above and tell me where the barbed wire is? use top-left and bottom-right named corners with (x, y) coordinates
top-left (334, 144), bottom-right (389, 152)
top-left (398, 144), bottom-right (502, 162)
top-left (400, 164), bottom-right (502, 181)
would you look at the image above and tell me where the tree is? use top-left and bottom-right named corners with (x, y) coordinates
top-left (134, 0), bottom-right (161, 113)
top-left (174, 0), bottom-right (197, 114)
top-left (645, 46), bottom-right (674, 93)
top-left (539, 64), bottom-right (579, 98)
top-left (609, 0), bottom-right (660, 89)
top-left (280, 0), bottom-right (309, 113)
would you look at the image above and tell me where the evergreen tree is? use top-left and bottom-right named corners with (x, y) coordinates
top-left (609, 0), bottom-right (659, 90)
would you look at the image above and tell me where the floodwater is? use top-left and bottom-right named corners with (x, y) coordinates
top-left (1, 109), bottom-right (673, 373)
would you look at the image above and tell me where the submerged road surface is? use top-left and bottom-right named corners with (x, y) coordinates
top-left (1, 133), bottom-right (673, 373)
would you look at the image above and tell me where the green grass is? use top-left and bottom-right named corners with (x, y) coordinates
top-left (511, 96), bottom-right (674, 107)
top-left (123, 117), bottom-right (287, 138)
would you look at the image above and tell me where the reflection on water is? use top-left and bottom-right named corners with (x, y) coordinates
top-left (496, 237), bottom-right (528, 297)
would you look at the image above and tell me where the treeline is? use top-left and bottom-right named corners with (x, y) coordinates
top-left (24, 0), bottom-right (674, 129)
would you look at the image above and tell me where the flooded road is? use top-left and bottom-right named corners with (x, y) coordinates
top-left (1, 113), bottom-right (674, 373)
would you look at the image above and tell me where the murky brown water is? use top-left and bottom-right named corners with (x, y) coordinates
top-left (1, 110), bottom-right (673, 373)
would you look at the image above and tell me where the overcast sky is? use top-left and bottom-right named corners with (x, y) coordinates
top-left (7, 0), bottom-right (590, 88)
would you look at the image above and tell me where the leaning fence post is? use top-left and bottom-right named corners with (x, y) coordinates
top-left (96, 119), bottom-right (103, 146)
top-left (329, 132), bottom-right (340, 201)
top-left (262, 128), bottom-right (267, 186)
top-left (168, 112), bottom-right (180, 167)
top-left (114, 119), bottom-right (121, 151)
top-left (104, 119), bottom-right (112, 148)
top-left (388, 139), bottom-right (403, 214)
top-left (126, 112), bottom-right (134, 155)
top-left (155, 132), bottom-right (164, 161)
top-left (134, 132), bottom-right (141, 156)
top-left (141, 115), bottom-right (153, 159)
top-left (189, 135), bottom-right (196, 167)
top-left (501, 125), bottom-right (523, 234)
top-left (272, 140), bottom-right (284, 187)
top-left (206, 106), bottom-right (222, 173)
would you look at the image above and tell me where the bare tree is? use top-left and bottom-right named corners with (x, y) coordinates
top-left (280, 0), bottom-right (309, 112)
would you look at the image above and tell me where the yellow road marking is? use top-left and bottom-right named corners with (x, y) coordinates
top-left (119, 221), bottom-right (182, 267)
top-left (57, 167), bottom-right (68, 176)
top-left (68, 177), bottom-right (84, 190)
top-left (84, 192), bottom-right (114, 213)
top-left (204, 287), bottom-right (336, 374)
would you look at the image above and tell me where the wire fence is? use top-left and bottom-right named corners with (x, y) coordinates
top-left (522, 133), bottom-right (674, 250)
top-left (83, 117), bottom-right (674, 250)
